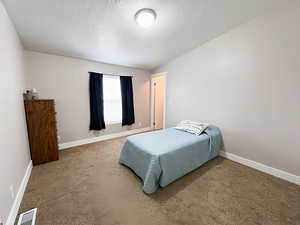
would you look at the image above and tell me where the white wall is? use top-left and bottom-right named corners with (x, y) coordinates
top-left (25, 51), bottom-right (151, 144)
top-left (0, 1), bottom-right (31, 224)
top-left (155, 4), bottom-right (300, 176)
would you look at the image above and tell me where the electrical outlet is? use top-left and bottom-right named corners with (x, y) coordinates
top-left (10, 184), bottom-right (15, 199)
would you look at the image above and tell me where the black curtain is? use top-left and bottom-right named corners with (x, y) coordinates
top-left (89, 72), bottom-right (106, 130)
top-left (120, 76), bottom-right (135, 126)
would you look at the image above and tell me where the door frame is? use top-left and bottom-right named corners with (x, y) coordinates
top-left (150, 72), bottom-right (167, 130)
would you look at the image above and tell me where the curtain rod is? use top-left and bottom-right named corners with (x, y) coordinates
top-left (89, 71), bottom-right (135, 77)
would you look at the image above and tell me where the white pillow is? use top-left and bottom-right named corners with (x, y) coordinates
top-left (175, 121), bottom-right (209, 135)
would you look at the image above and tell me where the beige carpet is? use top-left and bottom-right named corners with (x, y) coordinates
top-left (17, 137), bottom-right (300, 225)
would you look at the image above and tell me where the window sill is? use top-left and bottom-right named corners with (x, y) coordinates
top-left (106, 121), bottom-right (122, 125)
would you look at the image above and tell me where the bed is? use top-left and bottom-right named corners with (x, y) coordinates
top-left (119, 125), bottom-right (222, 194)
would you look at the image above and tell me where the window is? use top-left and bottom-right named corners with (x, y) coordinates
top-left (103, 75), bottom-right (122, 124)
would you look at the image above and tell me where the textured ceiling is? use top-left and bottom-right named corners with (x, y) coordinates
top-left (2, 0), bottom-right (291, 70)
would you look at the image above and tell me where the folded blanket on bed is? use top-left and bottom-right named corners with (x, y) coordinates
top-left (175, 120), bottom-right (209, 135)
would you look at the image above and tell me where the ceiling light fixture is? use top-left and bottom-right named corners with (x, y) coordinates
top-left (135, 8), bottom-right (157, 28)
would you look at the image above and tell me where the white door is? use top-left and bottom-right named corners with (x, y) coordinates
top-left (152, 75), bottom-right (165, 130)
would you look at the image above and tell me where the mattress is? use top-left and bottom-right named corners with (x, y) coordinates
top-left (119, 125), bottom-right (222, 194)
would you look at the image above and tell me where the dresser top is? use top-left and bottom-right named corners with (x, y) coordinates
top-left (24, 99), bottom-right (54, 101)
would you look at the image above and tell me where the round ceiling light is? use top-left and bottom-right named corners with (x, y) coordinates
top-left (135, 8), bottom-right (157, 28)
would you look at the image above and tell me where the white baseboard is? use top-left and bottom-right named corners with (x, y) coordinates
top-left (59, 127), bottom-right (152, 150)
top-left (220, 151), bottom-right (300, 185)
top-left (5, 160), bottom-right (33, 225)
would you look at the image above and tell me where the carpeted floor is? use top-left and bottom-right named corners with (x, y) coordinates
top-left (17, 137), bottom-right (300, 225)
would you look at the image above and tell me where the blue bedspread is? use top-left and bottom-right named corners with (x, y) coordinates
top-left (119, 125), bottom-right (222, 194)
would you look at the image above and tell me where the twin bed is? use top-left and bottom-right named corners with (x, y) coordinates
top-left (119, 125), bottom-right (222, 194)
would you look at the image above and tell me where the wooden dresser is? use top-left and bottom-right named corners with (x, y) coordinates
top-left (24, 100), bottom-right (59, 165)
